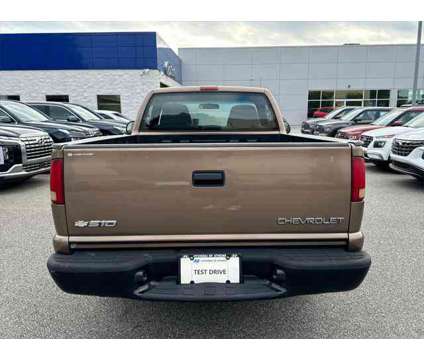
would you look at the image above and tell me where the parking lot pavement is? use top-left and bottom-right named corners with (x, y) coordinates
top-left (0, 167), bottom-right (423, 339)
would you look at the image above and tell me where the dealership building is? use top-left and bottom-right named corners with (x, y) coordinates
top-left (0, 31), bottom-right (423, 124)
top-left (0, 32), bottom-right (181, 119)
top-left (180, 44), bottom-right (424, 124)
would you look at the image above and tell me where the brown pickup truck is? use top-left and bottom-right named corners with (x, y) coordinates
top-left (47, 86), bottom-right (370, 301)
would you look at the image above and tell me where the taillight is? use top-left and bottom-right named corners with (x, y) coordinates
top-left (50, 158), bottom-right (64, 204)
top-left (351, 157), bottom-right (365, 202)
top-left (200, 86), bottom-right (218, 91)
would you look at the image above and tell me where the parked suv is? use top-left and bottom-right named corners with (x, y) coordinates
top-left (390, 129), bottom-right (424, 181)
top-left (336, 107), bottom-right (424, 140)
top-left (0, 101), bottom-right (98, 143)
top-left (28, 102), bottom-right (126, 135)
top-left (315, 107), bottom-right (392, 137)
top-left (361, 112), bottom-right (424, 168)
top-left (0, 125), bottom-right (53, 184)
top-left (301, 107), bottom-right (357, 134)
top-left (390, 128), bottom-right (424, 181)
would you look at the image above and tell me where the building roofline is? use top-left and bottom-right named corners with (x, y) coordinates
top-left (0, 31), bottom-right (157, 36)
top-left (178, 43), bottom-right (422, 51)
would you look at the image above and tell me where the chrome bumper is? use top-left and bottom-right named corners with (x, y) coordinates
top-left (0, 156), bottom-right (51, 179)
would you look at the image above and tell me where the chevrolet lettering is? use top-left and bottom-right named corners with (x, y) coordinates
top-left (277, 217), bottom-right (345, 225)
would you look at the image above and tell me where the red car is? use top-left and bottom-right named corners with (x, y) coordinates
top-left (336, 107), bottom-right (424, 140)
top-left (312, 106), bottom-right (335, 118)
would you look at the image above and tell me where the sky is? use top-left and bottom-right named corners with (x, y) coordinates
top-left (0, 22), bottom-right (420, 52)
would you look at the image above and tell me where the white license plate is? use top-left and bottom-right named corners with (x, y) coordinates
top-left (0, 146), bottom-right (4, 165)
top-left (180, 254), bottom-right (240, 284)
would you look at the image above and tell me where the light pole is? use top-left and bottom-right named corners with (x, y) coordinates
top-left (411, 21), bottom-right (422, 105)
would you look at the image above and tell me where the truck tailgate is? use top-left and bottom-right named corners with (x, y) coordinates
top-left (63, 144), bottom-right (352, 241)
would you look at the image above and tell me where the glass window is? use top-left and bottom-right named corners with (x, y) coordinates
top-left (345, 100), bottom-right (363, 107)
top-left (307, 101), bottom-right (321, 117)
top-left (340, 108), bottom-right (365, 121)
top-left (113, 112), bottom-right (130, 120)
top-left (377, 90), bottom-right (390, 99)
top-left (97, 95), bottom-right (121, 112)
top-left (47, 105), bottom-right (75, 120)
top-left (67, 104), bottom-right (102, 121)
top-left (321, 91), bottom-right (334, 100)
top-left (0, 108), bottom-right (15, 123)
top-left (335, 90), bottom-right (363, 99)
top-left (363, 100), bottom-right (376, 107)
top-left (332, 107), bottom-right (356, 119)
top-left (372, 109), bottom-right (404, 126)
top-left (354, 110), bottom-right (375, 123)
top-left (377, 100), bottom-right (390, 107)
top-left (363, 90), bottom-right (377, 99)
top-left (397, 89), bottom-right (410, 100)
top-left (2, 102), bottom-right (49, 122)
top-left (321, 101), bottom-right (334, 108)
top-left (98, 112), bottom-right (113, 119)
top-left (141, 92), bottom-right (278, 131)
top-left (397, 110), bottom-right (424, 125)
top-left (308, 91), bottom-right (321, 100)
top-left (406, 113), bottom-right (424, 128)
top-left (397, 89), bottom-right (424, 106)
top-left (29, 105), bottom-right (50, 116)
top-left (0, 95), bottom-right (20, 101)
top-left (46, 95), bottom-right (69, 102)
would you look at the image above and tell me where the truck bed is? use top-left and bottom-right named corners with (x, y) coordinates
top-left (66, 133), bottom-right (337, 145)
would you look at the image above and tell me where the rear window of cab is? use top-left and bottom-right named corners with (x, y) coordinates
top-left (140, 92), bottom-right (279, 131)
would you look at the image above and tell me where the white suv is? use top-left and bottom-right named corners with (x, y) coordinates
top-left (390, 128), bottom-right (424, 181)
top-left (361, 112), bottom-right (424, 168)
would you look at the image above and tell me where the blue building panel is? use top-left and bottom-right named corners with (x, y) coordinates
top-left (0, 31), bottom-right (180, 82)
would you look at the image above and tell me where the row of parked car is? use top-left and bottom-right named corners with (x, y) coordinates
top-left (0, 100), bottom-right (132, 185)
top-left (302, 105), bottom-right (424, 181)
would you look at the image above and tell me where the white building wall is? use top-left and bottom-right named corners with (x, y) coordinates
top-left (179, 44), bottom-right (424, 125)
top-left (0, 69), bottom-right (162, 119)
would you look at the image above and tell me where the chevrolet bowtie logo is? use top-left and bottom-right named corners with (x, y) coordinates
top-left (74, 220), bottom-right (89, 227)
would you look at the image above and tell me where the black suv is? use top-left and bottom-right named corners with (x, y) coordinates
top-left (28, 102), bottom-right (126, 135)
top-left (0, 100), bottom-right (102, 143)
top-left (0, 101), bottom-right (100, 143)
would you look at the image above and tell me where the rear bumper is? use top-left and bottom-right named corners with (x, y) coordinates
top-left (47, 247), bottom-right (371, 301)
top-left (0, 161), bottom-right (50, 180)
top-left (390, 160), bottom-right (424, 179)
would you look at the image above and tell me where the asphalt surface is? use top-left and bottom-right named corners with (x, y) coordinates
top-left (1, 165), bottom-right (423, 338)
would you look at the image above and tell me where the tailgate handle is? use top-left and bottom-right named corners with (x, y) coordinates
top-left (192, 171), bottom-right (225, 187)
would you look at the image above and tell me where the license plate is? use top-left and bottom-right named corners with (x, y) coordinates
top-left (180, 254), bottom-right (240, 284)
top-left (0, 146), bottom-right (4, 165)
